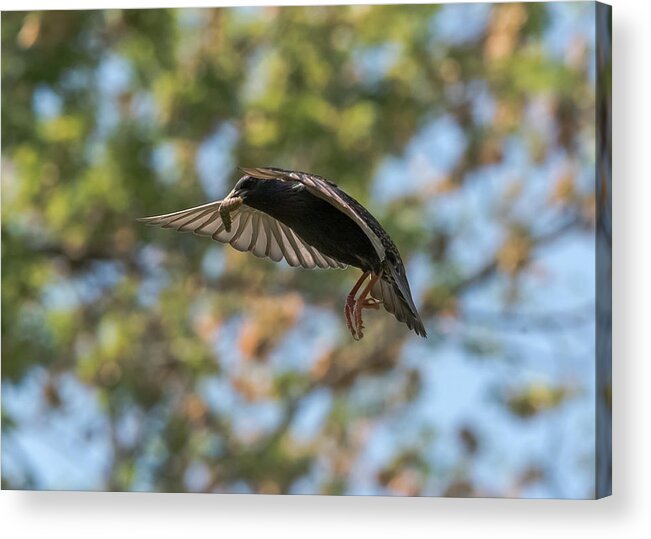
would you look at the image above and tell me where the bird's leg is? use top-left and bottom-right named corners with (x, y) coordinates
top-left (345, 271), bottom-right (370, 338)
top-left (352, 272), bottom-right (382, 340)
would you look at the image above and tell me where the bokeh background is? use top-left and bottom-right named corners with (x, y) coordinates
top-left (2, 2), bottom-right (609, 498)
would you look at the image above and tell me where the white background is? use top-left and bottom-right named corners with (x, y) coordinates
top-left (1, 0), bottom-right (648, 537)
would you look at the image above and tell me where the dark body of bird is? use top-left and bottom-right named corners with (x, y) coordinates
top-left (140, 167), bottom-right (426, 339)
top-left (241, 178), bottom-right (381, 272)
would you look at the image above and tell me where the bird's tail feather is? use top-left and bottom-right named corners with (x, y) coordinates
top-left (371, 277), bottom-right (427, 338)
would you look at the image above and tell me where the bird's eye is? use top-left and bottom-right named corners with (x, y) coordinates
top-left (239, 177), bottom-right (254, 190)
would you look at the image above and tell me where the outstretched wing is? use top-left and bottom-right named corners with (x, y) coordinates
top-left (139, 201), bottom-right (346, 270)
top-left (239, 167), bottom-right (387, 261)
top-left (371, 278), bottom-right (427, 338)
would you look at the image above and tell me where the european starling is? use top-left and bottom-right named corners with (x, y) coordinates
top-left (139, 167), bottom-right (426, 339)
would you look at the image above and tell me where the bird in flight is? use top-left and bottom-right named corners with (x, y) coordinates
top-left (139, 167), bottom-right (426, 340)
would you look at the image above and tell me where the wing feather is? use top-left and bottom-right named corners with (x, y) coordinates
top-left (281, 224), bottom-right (314, 268)
top-left (246, 212), bottom-right (262, 252)
top-left (139, 202), bottom-right (346, 270)
top-left (279, 224), bottom-right (304, 267)
top-left (194, 211), bottom-right (220, 235)
top-left (230, 211), bottom-right (253, 251)
top-left (214, 213), bottom-right (240, 243)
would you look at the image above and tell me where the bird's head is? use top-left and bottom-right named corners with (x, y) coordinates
top-left (230, 175), bottom-right (259, 200)
top-left (228, 173), bottom-right (299, 212)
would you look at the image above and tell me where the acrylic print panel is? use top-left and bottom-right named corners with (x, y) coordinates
top-left (1, 2), bottom-right (611, 498)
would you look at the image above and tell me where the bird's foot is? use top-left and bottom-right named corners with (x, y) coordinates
top-left (344, 272), bottom-right (382, 341)
top-left (349, 298), bottom-right (380, 341)
top-left (344, 298), bottom-right (364, 341)
top-left (344, 295), bottom-right (357, 339)
top-left (353, 301), bottom-right (365, 340)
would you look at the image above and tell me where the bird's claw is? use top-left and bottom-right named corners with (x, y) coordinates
top-left (344, 296), bottom-right (359, 340)
top-left (344, 272), bottom-right (382, 341)
top-left (344, 296), bottom-right (380, 341)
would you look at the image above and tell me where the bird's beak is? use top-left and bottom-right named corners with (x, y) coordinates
top-left (225, 186), bottom-right (242, 200)
top-left (227, 175), bottom-right (253, 199)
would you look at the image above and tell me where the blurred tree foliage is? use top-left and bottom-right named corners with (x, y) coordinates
top-left (2, 4), bottom-right (600, 496)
